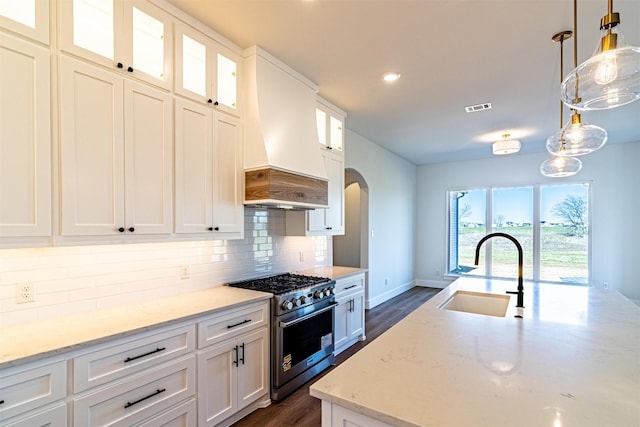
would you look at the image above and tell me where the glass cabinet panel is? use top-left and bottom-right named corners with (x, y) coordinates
top-left (73, 0), bottom-right (114, 60)
top-left (330, 115), bottom-right (343, 151)
top-left (181, 33), bottom-right (207, 97)
top-left (0, 0), bottom-right (35, 28)
top-left (316, 108), bottom-right (326, 146)
top-left (217, 53), bottom-right (237, 109)
top-left (132, 6), bottom-right (164, 79)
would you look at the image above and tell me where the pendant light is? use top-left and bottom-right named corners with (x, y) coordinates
top-left (541, 31), bottom-right (582, 178)
top-left (560, 0), bottom-right (640, 110)
top-left (547, 0), bottom-right (607, 157)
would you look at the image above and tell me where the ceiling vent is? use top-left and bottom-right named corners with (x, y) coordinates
top-left (465, 103), bottom-right (492, 113)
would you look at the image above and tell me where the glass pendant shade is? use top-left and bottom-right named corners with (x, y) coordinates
top-left (545, 113), bottom-right (608, 156)
top-left (540, 156), bottom-right (582, 177)
top-left (561, 21), bottom-right (640, 110)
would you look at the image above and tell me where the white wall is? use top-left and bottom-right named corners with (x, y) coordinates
top-left (345, 130), bottom-right (417, 308)
top-left (0, 209), bottom-right (329, 325)
top-left (416, 141), bottom-right (640, 301)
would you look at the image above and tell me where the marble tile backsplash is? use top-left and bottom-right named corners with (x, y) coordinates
top-left (0, 209), bottom-right (329, 325)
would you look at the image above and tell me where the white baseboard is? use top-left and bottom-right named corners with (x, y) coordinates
top-left (365, 280), bottom-right (414, 309)
top-left (414, 278), bottom-right (453, 289)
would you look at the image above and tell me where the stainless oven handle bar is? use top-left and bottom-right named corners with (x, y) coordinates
top-left (279, 302), bottom-right (338, 328)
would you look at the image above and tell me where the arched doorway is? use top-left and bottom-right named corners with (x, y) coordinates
top-left (333, 168), bottom-right (369, 297)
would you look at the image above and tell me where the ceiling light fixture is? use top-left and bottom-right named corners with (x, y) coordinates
top-left (382, 72), bottom-right (401, 82)
top-left (547, 17), bottom-right (608, 157)
top-left (541, 30), bottom-right (582, 178)
top-left (540, 156), bottom-right (583, 178)
top-left (560, 0), bottom-right (640, 110)
top-left (492, 134), bottom-right (521, 155)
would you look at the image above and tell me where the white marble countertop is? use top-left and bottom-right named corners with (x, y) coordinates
top-left (297, 266), bottom-right (367, 280)
top-left (0, 286), bottom-right (272, 369)
top-left (310, 277), bottom-right (640, 426)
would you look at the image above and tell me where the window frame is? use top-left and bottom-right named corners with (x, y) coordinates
top-left (445, 182), bottom-right (593, 286)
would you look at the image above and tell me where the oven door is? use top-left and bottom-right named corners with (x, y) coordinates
top-left (273, 300), bottom-right (336, 388)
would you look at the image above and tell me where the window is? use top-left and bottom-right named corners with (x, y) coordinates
top-left (447, 183), bottom-right (590, 285)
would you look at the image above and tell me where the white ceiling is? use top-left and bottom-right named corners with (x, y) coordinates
top-left (165, 0), bottom-right (640, 165)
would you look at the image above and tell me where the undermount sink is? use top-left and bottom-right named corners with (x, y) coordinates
top-left (439, 290), bottom-right (510, 317)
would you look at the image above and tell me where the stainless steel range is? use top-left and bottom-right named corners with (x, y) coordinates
top-left (228, 273), bottom-right (336, 401)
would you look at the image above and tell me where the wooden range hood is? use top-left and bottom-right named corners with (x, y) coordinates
top-left (243, 47), bottom-right (328, 209)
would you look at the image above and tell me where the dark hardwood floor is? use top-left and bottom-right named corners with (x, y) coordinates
top-left (231, 286), bottom-right (441, 427)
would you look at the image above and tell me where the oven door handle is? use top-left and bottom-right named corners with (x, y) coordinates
top-left (279, 302), bottom-right (338, 328)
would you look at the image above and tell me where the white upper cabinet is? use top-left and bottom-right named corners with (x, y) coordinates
top-left (174, 21), bottom-right (240, 116)
top-left (316, 100), bottom-right (345, 153)
top-left (59, 56), bottom-right (173, 236)
top-left (175, 98), bottom-right (243, 237)
top-left (0, 33), bottom-right (51, 238)
top-left (59, 0), bottom-right (173, 89)
top-left (0, 0), bottom-right (49, 44)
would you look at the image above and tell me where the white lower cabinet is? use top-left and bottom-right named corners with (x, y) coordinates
top-left (197, 318), bottom-right (269, 426)
top-left (1, 403), bottom-right (67, 427)
top-left (74, 355), bottom-right (196, 426)
top-left (133, 398), bottom-right (197, 427)
top-left (322, 401), bottom-right (392, 427)
top-left (333, 273), bottom-right (366, 355)
top-left (0, 360), bottom-right (66, 424)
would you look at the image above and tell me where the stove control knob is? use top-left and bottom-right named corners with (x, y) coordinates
top-left (300, 295), bottom-right (308, 304)
top-left (321, 289), bottom-right (329, 298)
top-left (292, 298), bottom-right (301, 307)
top-left (314, 290), bottom-right (323, 299)
top-left (281, 300), bottom-right (293, 310)
top-left (327, 288), bottom-right (334, 296)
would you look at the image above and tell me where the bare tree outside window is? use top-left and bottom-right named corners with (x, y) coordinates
top-left (552, 195), bottom-right (588, 237)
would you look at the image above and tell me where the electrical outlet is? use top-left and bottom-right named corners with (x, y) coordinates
top-left (180, 266), bottom-right (190, 279)
top-left (384, 278), bottom-right (388, 286)
top-left (299, 251), bottom-right (305, 262)
top-left (603, 282), bottom-right (609, 289)
top-left (15, 282), bottom-right (35, 304)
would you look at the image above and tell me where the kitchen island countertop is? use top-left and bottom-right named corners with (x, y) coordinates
top-left (310, 277), bottom-right (640, 426)
top-left (0, 285), bottom-right (272, 368)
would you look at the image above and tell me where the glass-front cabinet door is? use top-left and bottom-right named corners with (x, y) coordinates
top-left (316, 101), bottom-right (345, 153)
top-left (175, 21), bottom-right (240, 116)
top-left (0, 0), bottom-right (49, 44)
top-left (59, 0), bottom-right (172, 89)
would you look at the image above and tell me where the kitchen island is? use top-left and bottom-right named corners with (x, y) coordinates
top-left (310, 277), bottom-right (640, 426)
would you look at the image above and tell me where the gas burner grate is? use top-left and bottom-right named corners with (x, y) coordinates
top-left (227, 273), bottom-right (331, 295)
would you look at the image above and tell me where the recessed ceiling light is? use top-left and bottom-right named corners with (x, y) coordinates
top-left (383, 72), bottom-right (401, 82)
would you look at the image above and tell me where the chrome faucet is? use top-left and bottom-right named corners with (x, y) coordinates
top-left (474, 233), bottom-right (524, 309)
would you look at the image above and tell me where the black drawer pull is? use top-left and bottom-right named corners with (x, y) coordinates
top-left (233, 345), bottom-right (239, 367)
top-left (0, 400), bottom-right (4, 405)
top-left (124, 388), bottom-right (166, 409)
top-left (124, 347), bottom-right (166, 363)
top-left (227, 319), bottom-right (251, 329)
top-left (344, 284), bottom-right (358, 290)
top-left (239, 343), bottom-right (245, 365)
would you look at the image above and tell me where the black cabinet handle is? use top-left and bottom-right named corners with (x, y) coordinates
top-left (326, 226), bottom-right (333, 230)
top-left (118, 227), bottom-right (125, 233)
top-left (213, 101), bottom-right (219, 106)
top-left (127, 66), bottom-right (133, 72)
top-left (0, 400), bottom-right (4, 405)
top-left (124, 347), bottom-right (166, 363)
top-left (214, 226), bottom-right (220, 231)
top-left (208, 227), bottom-right (213, 231)
top-left (227, 319), bottom-right (251, 329)
top-left (207, 99), bottom-right (213, 104)
top-left (117, 62), bottom-right (123, 69)
top-left (128, 227), bottom-right (135, 232)
top-left (124, 388), bottom-right (166, 409)
top-left (233, 345), bottom-right (239, 367)
top-left (239, 343), bottom-right (245, 365)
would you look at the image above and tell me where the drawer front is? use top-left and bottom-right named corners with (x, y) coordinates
top-left (334, 274), bottom-right (364, 295)
top-left (73, 324), bottom-right (195, 392)
top-left (74, 355), bottom-right (196, 427)
top-left (133, 398), bottom-right (196, 427)
top-left (1, 403), bottom-right (67, 427)
top-left (0, 361), bottom-right (66, 420)
top-left (197, 301), bottom-right (268, 349)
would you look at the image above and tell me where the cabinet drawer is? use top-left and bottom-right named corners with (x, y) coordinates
top-left (74, 355), bottom-right (196, 427)
top-left (334, 274), bottom-right (364, 295)
top-left (133, 398), bottom-right (196, 427)
top-left (0, 360), bottom-right (66, 421)
top-left (1, 403), bottom-right (67, 427)
top-left (73, 324), bottom-right (195, 393)
top-left (197, 301), bottom-right (268, 349)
